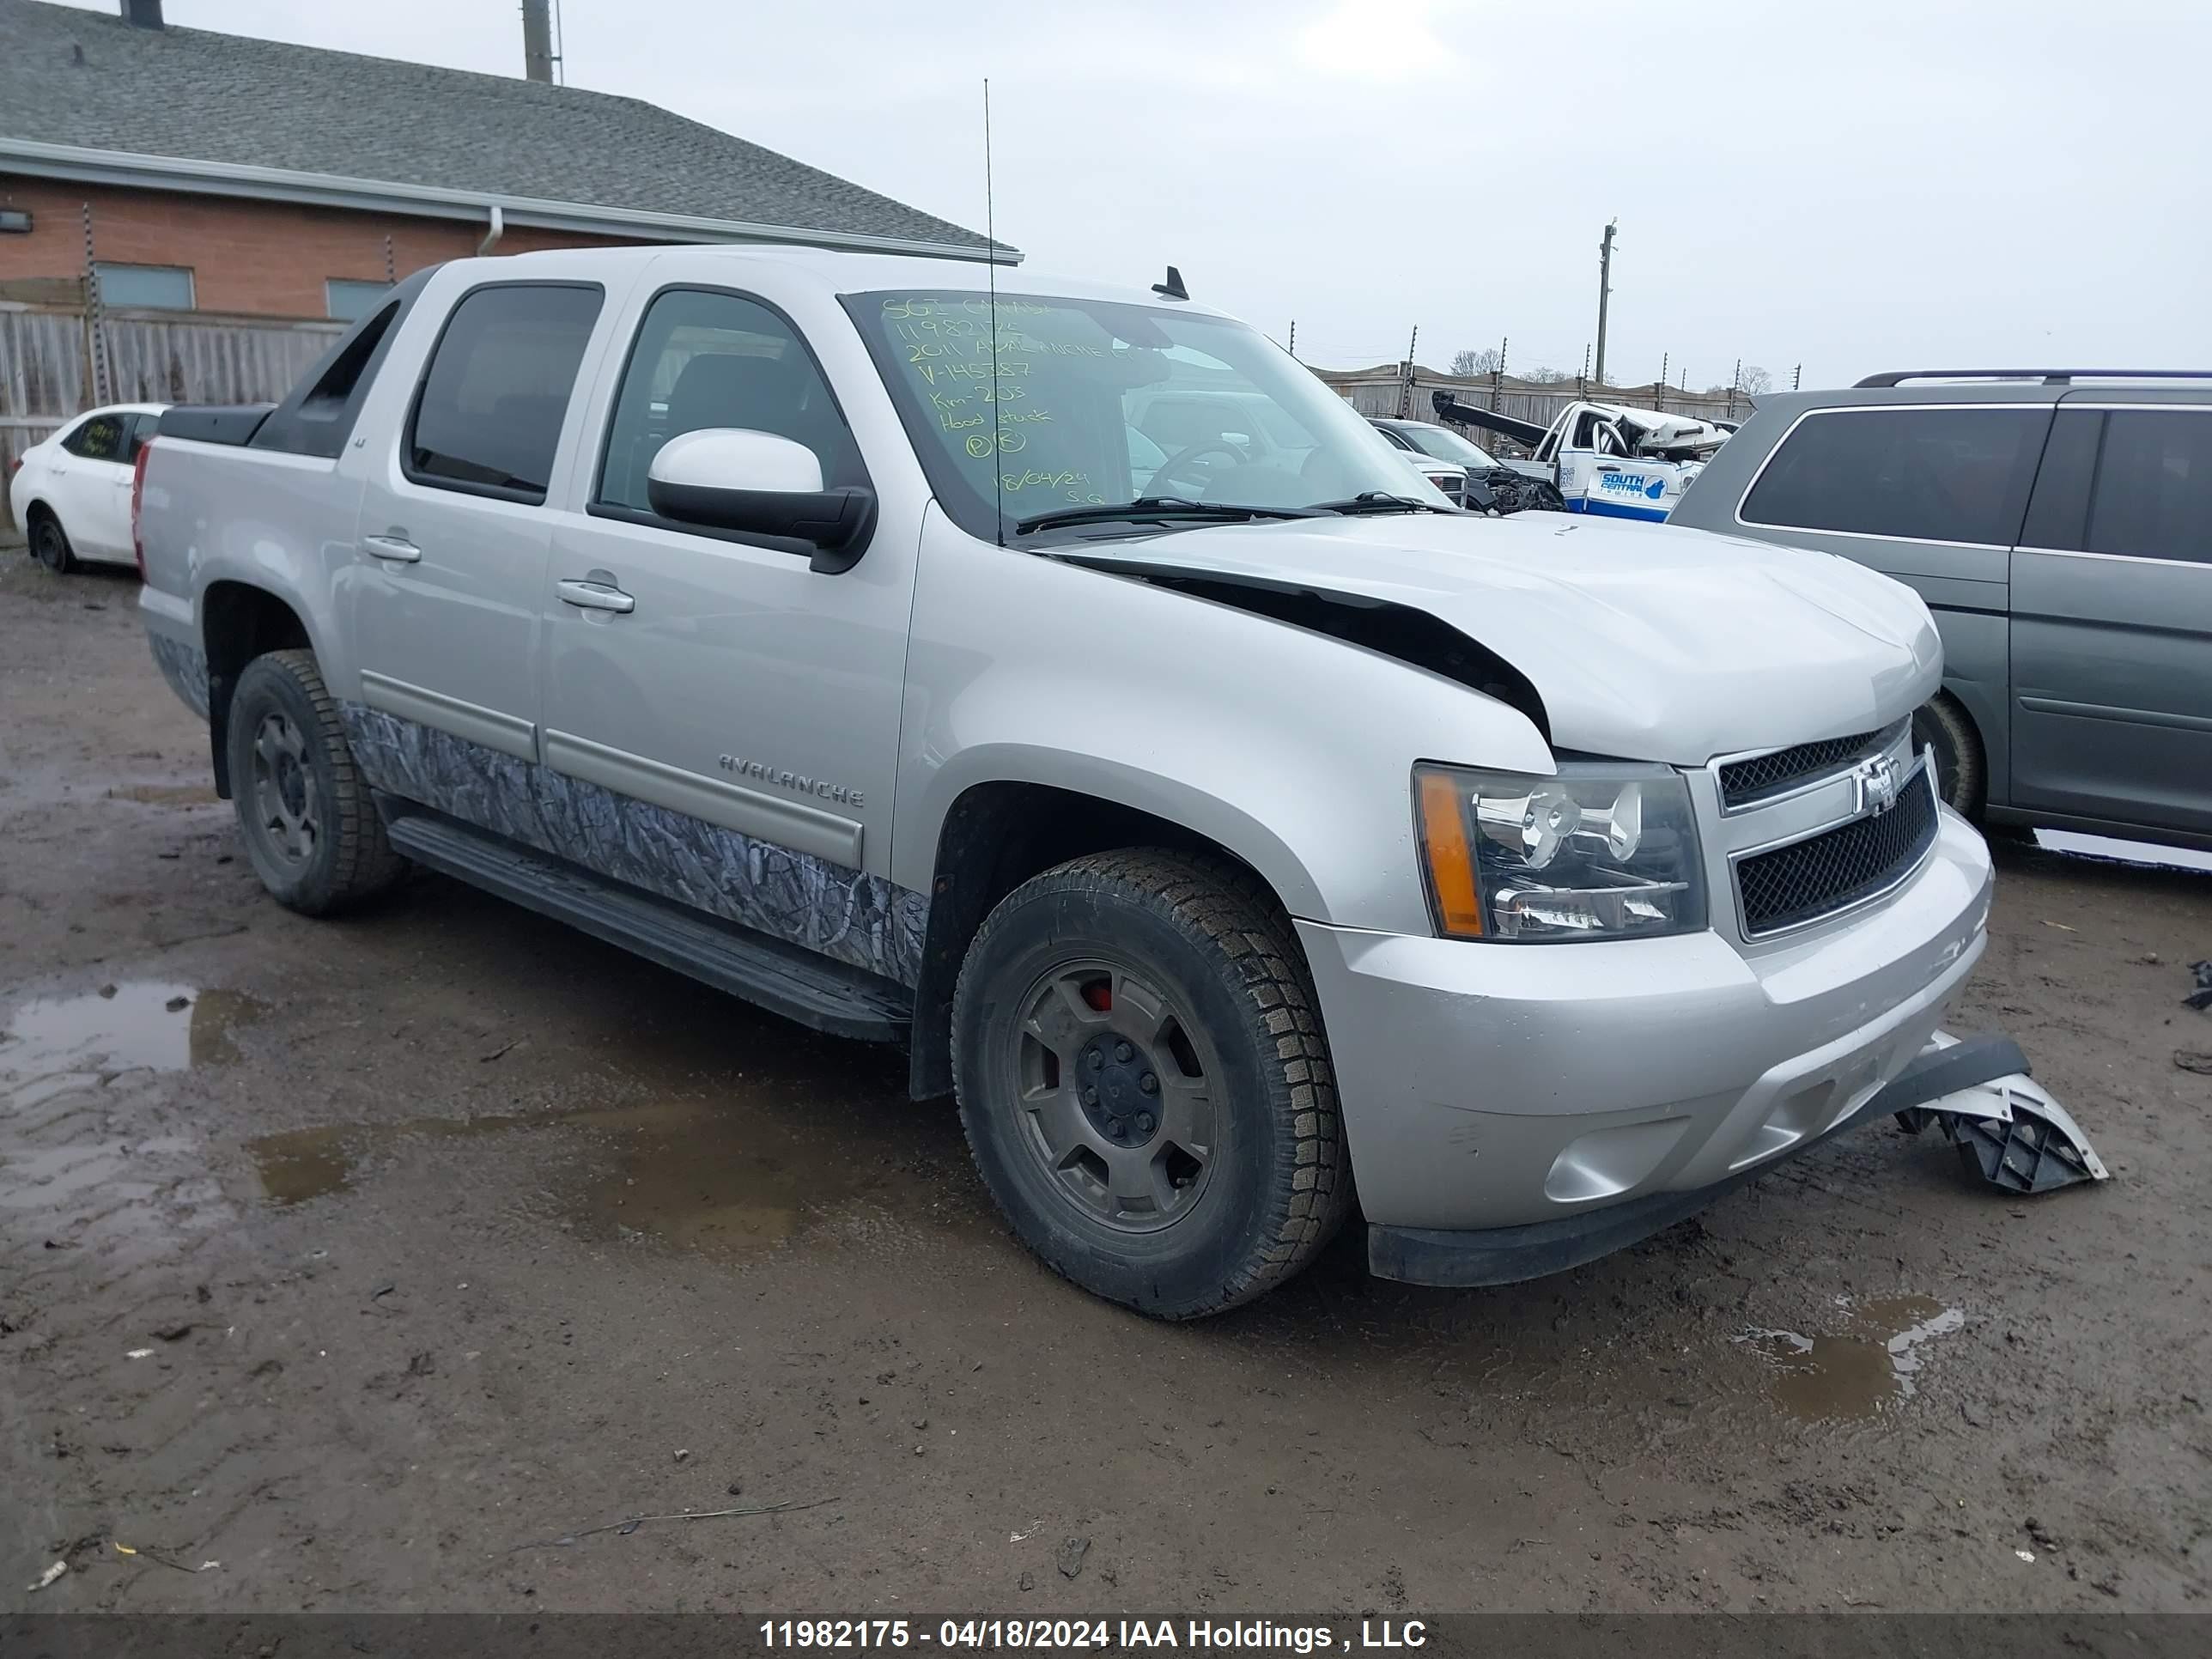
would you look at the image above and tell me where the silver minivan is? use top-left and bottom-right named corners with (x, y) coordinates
top-left (1673, 371), bottom-right (2212, 853)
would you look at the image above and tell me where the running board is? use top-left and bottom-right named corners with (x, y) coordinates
top-left (381, 806), bottom-right (911, 1043)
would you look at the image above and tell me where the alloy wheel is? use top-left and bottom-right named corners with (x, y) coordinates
top-left (248, 709), bottom-right (320, 866)
top-left (1011, 961), bottom-right (1221, 1233)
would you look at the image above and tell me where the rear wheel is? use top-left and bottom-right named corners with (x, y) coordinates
top-left (225, 649), bottom-right (406, 915)
top-left (1912, 695), bottom-right (1985, 819)
top-left (952, 849), bottom-right (1351, 1319)
top-left (29, 511), bottom-right (76, 574)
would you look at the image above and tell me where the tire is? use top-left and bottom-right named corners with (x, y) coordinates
top-left (1912, 695), bottom-right (1985, 819)
top-left (951, 848), bottom-right (1351, 1319)
top-left (29, 510), bottom-right (76, 574)
top-left (224, 648), bottom-right (406, 915)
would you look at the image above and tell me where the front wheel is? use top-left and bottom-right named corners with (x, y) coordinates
top-left (951, 849), bottom-right (1351, 1319)
top-left (225, 649), bottom-right (407, 915)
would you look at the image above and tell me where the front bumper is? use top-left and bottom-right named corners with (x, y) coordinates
top-left (1297, 807), bottom-right (1993, 1243)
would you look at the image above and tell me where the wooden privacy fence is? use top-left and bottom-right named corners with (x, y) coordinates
top-left (1315, 363), bottom-right (1752, 442)
top-left (2, 291), bottom-right (340, 530)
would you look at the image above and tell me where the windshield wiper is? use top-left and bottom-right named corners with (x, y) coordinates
top-left (1013, 497), bottom-right (1321, 535)
top-left (1310, 492), bottom-right (1455, 515)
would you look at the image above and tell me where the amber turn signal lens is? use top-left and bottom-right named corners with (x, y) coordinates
top-left (1416, 769), bottom-right (1484, 938)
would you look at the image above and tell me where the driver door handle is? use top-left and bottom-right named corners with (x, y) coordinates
top-left (362, 534), bottom-right (421, 562)
top-left (556, 578), bottom-right (635, 615)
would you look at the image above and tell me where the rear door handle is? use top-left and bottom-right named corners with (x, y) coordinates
top-left (556, 578), bottom-right (635, 615)
top-left (362, 534), bottom-right (421, 562)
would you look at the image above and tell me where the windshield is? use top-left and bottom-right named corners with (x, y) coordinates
top-left (844, 289), bottom-right (1449, 537)
top-left (1400, 423), bottom-right (1497, 470)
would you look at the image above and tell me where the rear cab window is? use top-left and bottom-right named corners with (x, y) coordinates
top-left (1741, 405), bottom-right (2051, 545)
top-left (404, 283), bottom-right (605, 503)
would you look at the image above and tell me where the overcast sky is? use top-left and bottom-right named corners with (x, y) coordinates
top-left (53, 0), bottom-right (2212, 388)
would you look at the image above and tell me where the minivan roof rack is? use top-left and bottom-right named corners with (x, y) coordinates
top-left (1854, 368), bottom-right (2212, 388)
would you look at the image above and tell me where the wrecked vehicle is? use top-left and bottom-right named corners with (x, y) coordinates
top-left (133, 246), bottom-right (2092, 1319)
top-left (1370, 416), bottom-right (1569, 514)
top-left (1434, 391), bottom-right (1730, 521)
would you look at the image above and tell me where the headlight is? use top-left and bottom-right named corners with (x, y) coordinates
top-left (1413, 761), bottom-right (1706, 942)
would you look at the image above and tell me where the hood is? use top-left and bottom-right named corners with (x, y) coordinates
top-left (1070, 512), bottom-right (1942, 765)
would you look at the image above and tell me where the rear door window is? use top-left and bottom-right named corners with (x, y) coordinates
top-left (2083, 409), bottom-right (2212, 565)
top-left (1741, 405), bottom-right (2050, 545)
top-left (405, 283), bottom-right (604, 502)
top-left (63, 413), bottom-right (127, 462)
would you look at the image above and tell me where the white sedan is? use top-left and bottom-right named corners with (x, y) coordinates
top-left (8, 403), bottom-right (167, 574)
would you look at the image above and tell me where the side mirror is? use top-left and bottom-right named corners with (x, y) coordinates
top-left (645, 428), bottom-right (875, 573)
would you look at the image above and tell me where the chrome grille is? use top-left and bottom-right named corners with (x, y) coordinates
top-left (1734, 766), bottom-right (1938, 936)
top-left (1717, 719), bottom-right (1909, 811)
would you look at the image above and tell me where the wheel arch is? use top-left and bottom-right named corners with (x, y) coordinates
top-left (200, 580), bottom-right (317, 799)
top-left (1922, 604), bottom-right (2008, 808)
top-left (903, 775), bottom-right (1312, 1101)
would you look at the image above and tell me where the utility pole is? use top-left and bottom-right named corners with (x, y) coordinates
top-left (1659, 351), bottom-right (1668, 412)
top-left (1593, 218), bottom-right (1617, 390)
top-left (1491, 335), bottom-right (1507, 411)
top-left (1400, 325), bottom-right (1419, 417)
top-left (1286, 320), bottom-right (1296, 360)
top-left (521, 0), bottom-right (557, 83)
top-left (1792, 362), bottom-right (1802, 391)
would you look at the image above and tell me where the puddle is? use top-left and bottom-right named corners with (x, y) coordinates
top-left (1734, 1294), bottom-right (1966, 1421)
top-left (109, 782), bottom-right (222, 805)
top-left (2034, 829), bottom-right (2212, 875)
top-left (250, 1125), bottom-right (363, 1206)
top-left (246, 1094), bottom-right (888, 1257)
top-left (1, 981), bottom-right (268, 1097)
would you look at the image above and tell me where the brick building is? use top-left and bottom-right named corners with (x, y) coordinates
top-left (0, 0), bottom-right (1000, 323)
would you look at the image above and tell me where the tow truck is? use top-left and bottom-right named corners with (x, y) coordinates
top-left (1431, 391), bottom-right (1732, 522)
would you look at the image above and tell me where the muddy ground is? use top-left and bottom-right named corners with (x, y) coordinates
top-left (2, 546), bottom-right (2208, 1616)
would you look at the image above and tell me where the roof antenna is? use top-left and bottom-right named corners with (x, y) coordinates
top-left (983, 78), bottom-right (1005, 549)
top-left (1152, 265), bottom-right (1188, 301)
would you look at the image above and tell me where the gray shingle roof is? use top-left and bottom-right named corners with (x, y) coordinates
top-left (0, 0), bottom-right (994, 252)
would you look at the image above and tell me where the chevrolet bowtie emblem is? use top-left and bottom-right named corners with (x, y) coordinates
top-left (1853, 753), bottom-right (1901, 817)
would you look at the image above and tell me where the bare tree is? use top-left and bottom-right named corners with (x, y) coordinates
top-left (1450, 347), bottom-right (1503, 377)
top-left (1737, 363), bottom-right (1775, 394)
top-left (1521, 365), bottom-right (1572, 386)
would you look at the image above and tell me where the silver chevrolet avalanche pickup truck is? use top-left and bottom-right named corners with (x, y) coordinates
top-left (132, 246), bottom-right (1992, 1317)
